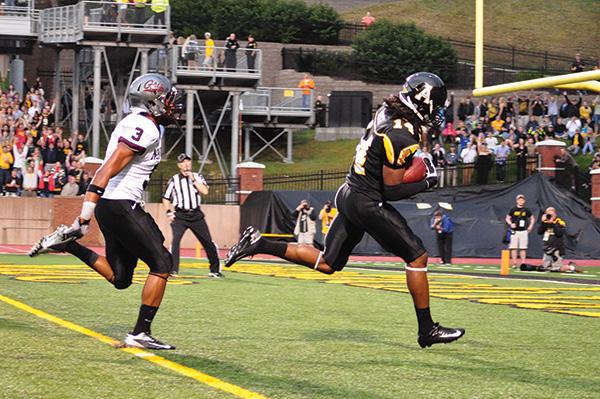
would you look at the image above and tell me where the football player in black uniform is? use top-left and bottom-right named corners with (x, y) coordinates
top-left (225, 72), bottom-right (465, 348)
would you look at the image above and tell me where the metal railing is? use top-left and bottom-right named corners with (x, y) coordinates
top-left (0, 2), bottom-right (40, 35)
top-left (172, 44), bottom-right (262, 78)
top-left (241, 87), bottom-right (314, 115)
top-left (144, 175), bottom-right (240, 205)
top-left (39, 1), bottom-right (169, 43)
top-left (263, 170), bottom-right (348, 192)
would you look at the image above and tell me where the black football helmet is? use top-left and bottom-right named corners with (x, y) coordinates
top-left (398, 72), bottom-right (447, 129)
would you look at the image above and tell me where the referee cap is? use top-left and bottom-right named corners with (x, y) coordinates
top-left (177, 153), bottom-right (191, 162)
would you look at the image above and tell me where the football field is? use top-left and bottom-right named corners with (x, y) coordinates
top-left (1, 254), bottom-right (599, 399)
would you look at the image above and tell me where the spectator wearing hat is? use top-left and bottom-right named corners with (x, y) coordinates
top-left (505, 194), bottom-right (535, 268)
top-left (203, 32), bottom-right (215, 70)
top-left (162, 154), bottom-right (222, 278)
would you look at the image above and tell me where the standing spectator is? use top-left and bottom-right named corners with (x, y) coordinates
top-left (566, 116), bottom-right (581, 139)
top-left (298, 73), bottom-right (315, 110)
top-left (513, 137), bottom-right (528, 181)
top-left (460, 141), bottom-right (477, 185)
top-left (531, 95), bottom-right (545, 123)
top-left (78, 171), bottom-right (92, 195)
top-left (294, 199), bottom-right (316, 245)
top-left (224, 33), bottom-right (239, 71)
top-left (182, 34), bottom-right (199, 69)
top-left (562, 91), bottom-right (582, 118)
top-left (516, 94), bottom-right (530, 128)
top-left (246, 35), bottom-right (257, 71)
top-left (3, 170), bottom-right (22, 196)
top-left (475, 141), bottom-right (492, 185)
top-left (150, 0), bottom-right (168, 26)
top-left (591, 96), bottom-right (600, 136)
top-left (60, 174), bottom-right (80, 196)
top-left (314, 95), bottom-right (327, 127)
top-left (22, 165), bottom-right (37, 197)
top-left (431, 143), bottom-right (446, 188)
top-left (444, 145), bottom-right (460, 186)
top-left (556, 148), bottom-right (579, 190)
top-left (505, 194), bottom-right (535, 269)
top-left (444, 92), bottom-right (454, 126)
top-left (361, 11), bottom-right (375, 27)
top-left (546, 95), bottom-right (559, 126)
top-left (162, 154), bottom-right (222, 277)
top-left (430, 211), bottom-right (454, 265)
top-left (318, 201), bottom-right (337, 239)
top-left (493, 140), bottom-right (511, 182)
top-left (581, 134), bottom-right (596, 155)
top-left (457, 98), bottom-right (468, 122)
top-left (12, 141), bottom-right (28, 174)
top-left (133, 0), bottom-right (147, 25)
top-left (202, 32), bottom-right (215, 70)
top-left (0, 143), bottom-right (13, 194)
top-left (525, 136), bottom-right (537, 175)
top-left (570, 53), bottom-right (585, 72)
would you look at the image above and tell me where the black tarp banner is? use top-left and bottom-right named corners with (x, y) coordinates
top-left (240, 173), bottom-right (600, 259)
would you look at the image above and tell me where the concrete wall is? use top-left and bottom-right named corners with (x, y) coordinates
top-left (0, 197), bottom-right (240, 249)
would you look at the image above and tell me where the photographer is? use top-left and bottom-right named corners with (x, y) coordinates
top-left (294, 200), bottom-right (316, 245)
top-left (319, 201), bottom-right (338, 239)
top-left (536, 207), bottom-right (581, 273)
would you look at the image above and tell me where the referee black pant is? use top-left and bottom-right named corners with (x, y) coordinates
top-left (170, 209), bottom-right (220, 274)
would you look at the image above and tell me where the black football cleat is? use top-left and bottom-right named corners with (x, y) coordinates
top-left (418, 323), bottom-right (465, 348)
top-left (224, 226), bottom-right (262, 267)
top-left (124, 332), bottom-right (176, 350)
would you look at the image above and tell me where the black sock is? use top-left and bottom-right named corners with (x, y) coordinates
top-left (415, 307), bottom-right (434, 335)
top-left (65, 241), bottom-right (99, 268)
top-left (256, 238), bottom-right (287, 258)
top-left (133, 305), bottom-right (159, 335)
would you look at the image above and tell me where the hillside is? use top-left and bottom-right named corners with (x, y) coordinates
top-left (341, 0), bottom-right (600, 62)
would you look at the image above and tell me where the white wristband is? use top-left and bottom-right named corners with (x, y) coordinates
top-left (80, 201), bottom-right (97, 221)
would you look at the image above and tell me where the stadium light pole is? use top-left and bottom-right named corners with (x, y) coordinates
top-left (474, 0), bottom-right (484, 89)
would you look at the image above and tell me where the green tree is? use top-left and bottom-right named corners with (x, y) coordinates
top-left (352, 21), bottom-right (457, 83)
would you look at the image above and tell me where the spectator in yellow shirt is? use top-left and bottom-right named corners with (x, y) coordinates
top-left (203, 32), bottom-right (215, 69)
top-left (298, 73), bottom-right (315, 109)
top-left (319, 201), bottom-right (338, 237)
top-left (0, 143), bottom-right (14, 195)
top-left (151, 0), bottom-right (169, 26)
top-left (579, 101), bottom-right (592, 124)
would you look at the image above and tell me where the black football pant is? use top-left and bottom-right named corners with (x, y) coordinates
top-left (171, 210), bottom-right (220, 274)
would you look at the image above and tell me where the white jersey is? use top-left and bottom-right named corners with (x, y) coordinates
top-left (103, 107), bottom-right (162, 201)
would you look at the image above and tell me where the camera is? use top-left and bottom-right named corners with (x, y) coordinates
top-left (543, 213), bottom-right (552, 221)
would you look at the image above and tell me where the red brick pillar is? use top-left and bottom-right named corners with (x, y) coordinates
top-left (82, 156), bottom-right (103, 177)
top-left (591, 169), bottom-right (600, 219)
top-left (236, 162), bottom-right (265, 204)
top-left (535, 139), bottom-right (566, 178)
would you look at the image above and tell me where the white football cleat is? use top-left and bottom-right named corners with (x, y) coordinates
top-left (28, 225), bottom-right (80, 257)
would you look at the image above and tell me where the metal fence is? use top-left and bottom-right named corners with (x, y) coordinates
top-left (172, 44), bottom-right (261, 76)
top-left (281, 47), bottom-right (569, 89)
top-left (241, 87), bottom-right (314, 114)
top-left (144, 175), bottom-right (240, 205)
top-left (338, 23), bottom-right (576, 73)
top-left (263, 170), bottom-right (348, 191)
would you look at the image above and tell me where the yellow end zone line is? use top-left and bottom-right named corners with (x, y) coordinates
top-left (0, 294), bottom-right (269, 399)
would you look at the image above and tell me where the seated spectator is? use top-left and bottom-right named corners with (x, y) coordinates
top-left (60, 174), bottom-right (80, 196)
top-left (568, 129), bottom-right (583, 154)
top-left (3, 169), bottom-right (22, 197)
top-left (78, 171), bottom-right (92, 195)
top-left (582, 134), bottom-right (596, 155)
top-left (525, 115), bottom-right (539, 134)
top-left (22, 165), bottom-right (38, 197)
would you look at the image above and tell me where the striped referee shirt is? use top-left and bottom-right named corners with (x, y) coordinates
top-left (163, 173), bottom-right (207, 210)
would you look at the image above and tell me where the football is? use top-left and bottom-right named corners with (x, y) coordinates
top-left (402, 156), bottom-right (427, 183)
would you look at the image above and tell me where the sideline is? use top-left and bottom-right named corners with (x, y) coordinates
top-left (0, 294), bottom-right (269, 399)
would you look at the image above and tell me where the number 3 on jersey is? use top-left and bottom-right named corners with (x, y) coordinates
top-left (131, 127), bottom-right (144, 142)
top-left (353, 133), bottom-right (374, 175)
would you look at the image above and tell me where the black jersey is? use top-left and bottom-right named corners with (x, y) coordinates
top-left (346, 106), bottom-right (421, 201)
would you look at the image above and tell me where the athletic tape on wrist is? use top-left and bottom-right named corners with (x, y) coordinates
top-left (80, 201), bottom-right (97, 221)
top-left (405, 265), bottom-right (428, 272)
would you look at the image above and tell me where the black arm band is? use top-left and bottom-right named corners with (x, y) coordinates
top-left (383, 180), bottom-right (427, 201)
top-left (87, 184), bottom-right (105, 196)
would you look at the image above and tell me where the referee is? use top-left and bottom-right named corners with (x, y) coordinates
top-left (162, 153), bottom-right (223, 277)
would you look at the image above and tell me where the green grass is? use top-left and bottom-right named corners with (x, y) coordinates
top-left (1, 254), bottom-right (599, 398)
top-left (343, 0), bottom-right (600, 64)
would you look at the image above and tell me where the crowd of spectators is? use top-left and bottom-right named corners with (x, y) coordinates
top-left (424, 91), bottom-right (600, 187)
top-left (0, 78), bottom-right (91, 198)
